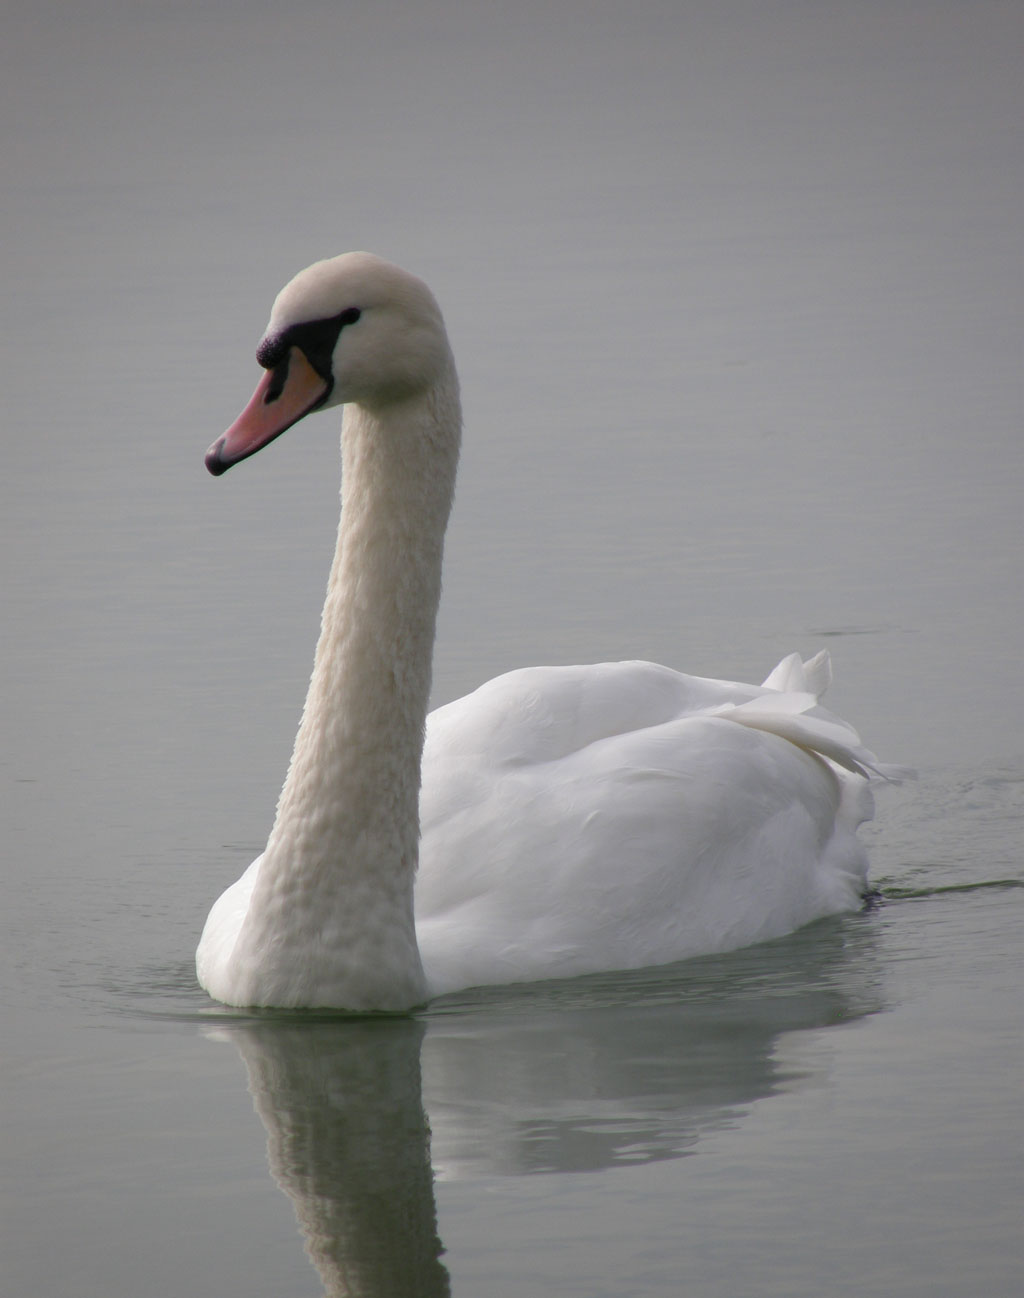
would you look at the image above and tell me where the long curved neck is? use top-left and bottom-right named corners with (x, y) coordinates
top-left (240, 368), bottom-right (461, 1010)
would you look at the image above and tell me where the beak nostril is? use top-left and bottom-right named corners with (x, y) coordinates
top-left (264, 352), bottom-right (291, 405)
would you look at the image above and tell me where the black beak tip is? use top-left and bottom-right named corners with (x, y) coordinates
top-left (205, 439), bottom-right (230, 476)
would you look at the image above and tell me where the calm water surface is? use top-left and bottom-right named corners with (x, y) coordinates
top-left (3, 2), bottom-right (1021, 1295)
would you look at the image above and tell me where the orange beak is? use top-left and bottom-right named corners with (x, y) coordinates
top-left (205, 347), bottom-right (329, 476)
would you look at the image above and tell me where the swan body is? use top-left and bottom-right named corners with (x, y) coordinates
top-left (197, 252), bottom-right (900, 1011)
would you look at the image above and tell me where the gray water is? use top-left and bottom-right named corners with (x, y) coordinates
top-left (3, 2), bottom-right (1021, 1294)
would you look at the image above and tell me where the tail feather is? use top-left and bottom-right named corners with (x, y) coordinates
top-left (724, 652), bottom-right (914, 783)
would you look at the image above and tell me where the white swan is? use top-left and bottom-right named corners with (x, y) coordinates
top-left (197, 252), bottom-right (901, 1011)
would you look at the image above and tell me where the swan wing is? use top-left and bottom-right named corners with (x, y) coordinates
top-left (416, 656), bottom-right (875, 996)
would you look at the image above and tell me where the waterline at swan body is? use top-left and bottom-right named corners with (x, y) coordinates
top-left (196, 252), bottom-right (902, 1011)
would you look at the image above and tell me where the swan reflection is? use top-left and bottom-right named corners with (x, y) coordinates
top-left (224, 1017), bottom-right (449, 1298)
top-left (213, 918), bottom-right (882, 1296)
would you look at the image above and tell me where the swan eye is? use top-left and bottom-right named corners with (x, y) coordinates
top-left (338, 307), bottom-right (361, 326)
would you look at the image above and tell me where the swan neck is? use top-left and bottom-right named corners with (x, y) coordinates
top-left (287, 380), bottom-right (459, 833)
top-left (241, 371), bottom-right (460, 1009)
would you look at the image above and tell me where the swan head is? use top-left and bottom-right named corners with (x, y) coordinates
top-left (205, 252), bottom-right (451, 475)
